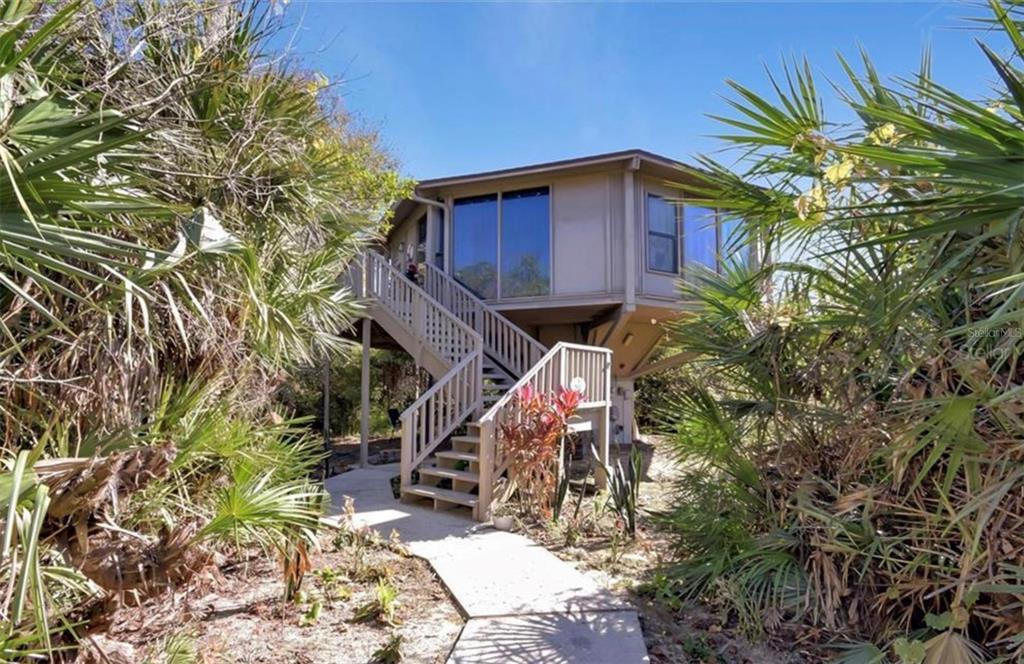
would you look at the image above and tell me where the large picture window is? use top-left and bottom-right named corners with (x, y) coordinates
top-left (452, 194), bottom-right (498, 298)
top-left (501, 187), bottom-right (550, 297)
top-left (646, 194), bottom-right (678, 273)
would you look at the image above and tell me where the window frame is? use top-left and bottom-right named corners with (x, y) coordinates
top-left (645, 186), bottom-right (736, 276)
top-left (450, 185), bottom-right (553, 300)
top-left (645, 192), bottom-right (681, 275)
top-left (451, 193), bottom-right (500, 299)
top-left (499, 185), bottom-right (552, 299)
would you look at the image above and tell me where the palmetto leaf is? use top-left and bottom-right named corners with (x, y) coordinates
top-left (660, 2), bottom-right (1024, 656)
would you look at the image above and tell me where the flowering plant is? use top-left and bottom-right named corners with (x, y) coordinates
top-left (498, 384), bottom-right (582, 518)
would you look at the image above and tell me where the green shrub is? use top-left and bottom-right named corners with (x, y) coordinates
top-left (660, 3), bottom-right (1024, 660)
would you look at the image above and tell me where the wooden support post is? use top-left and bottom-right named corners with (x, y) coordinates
top-left (360, 317), bottom-right (371, 469)
top-left (594, 352), bottom-right (613, 490)
top-left (594, 404), bottom-right (611, 490)
top-left (322, 353), bottom-right (330, 478)
top-left (475, 420), bottom-right (495, 521)
top-left (623, 164), bottom-right (637, 308)
top-left (400, 419), bottom-right (412, 493)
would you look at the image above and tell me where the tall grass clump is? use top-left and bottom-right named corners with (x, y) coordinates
top-left (660, 3), bottom-right (1024, 661)
top-left (0, 0), bottom-right (407, 658)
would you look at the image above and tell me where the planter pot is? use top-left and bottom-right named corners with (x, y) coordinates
top-left (492, 515), bottom-right (514, 531)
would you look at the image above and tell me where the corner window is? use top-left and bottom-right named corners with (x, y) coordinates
top-left (647, 192), bottom-right (739, 274)
top-left (646, 194), bottom-right (679, 273)
top-left (415, 214), bottom-right (427, 264)
top-left (720, 214), bottom-right (744, 266)
top-left (684, 205), bottom-right (717, 272)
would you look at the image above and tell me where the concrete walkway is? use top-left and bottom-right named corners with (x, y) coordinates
top-left (324, 464), bottom-right (649, 663)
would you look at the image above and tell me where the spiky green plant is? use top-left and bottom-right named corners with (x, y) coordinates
top-left (659, 2), bottom-right (1024, 661)
top-left (0, 0), bottom-right (406, 658)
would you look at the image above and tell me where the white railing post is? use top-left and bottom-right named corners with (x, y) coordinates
top-left (420, 263), bottom-right (545, 380)
top-left (476, 419), bottom-right (496, 521)
top-left (558, 347), bottom-right (567, 391)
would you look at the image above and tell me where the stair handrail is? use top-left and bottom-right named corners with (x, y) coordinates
top-left (362, 251), bottom-right (484, 490)
top-left (364, 252), bottom-right (481, 366)
top-left (399, 351), bottom-right (482, 486)
top-left (474, 341), bottom-right (612, 519)
top-left (421, 262), bottom-right (546, 378)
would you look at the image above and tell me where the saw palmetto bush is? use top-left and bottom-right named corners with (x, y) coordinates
top-left (0, 0), bottom-right (406, 658)
top-left (661, 2), bottom-right (1024, 662)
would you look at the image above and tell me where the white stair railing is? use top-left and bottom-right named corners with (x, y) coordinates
top-left (421, 262), bottom-right (546, 378)
top-left (364, 252), bottom-right (480, 366)
top-left (362, 252), bottom-right (483, 489)
top-left (399, 353), bottom-right (482, 486)
top-left (474, 342), bottom-right (612, 520)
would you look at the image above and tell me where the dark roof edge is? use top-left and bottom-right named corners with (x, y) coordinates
top-left (415, 148), bottom-right (692, 190)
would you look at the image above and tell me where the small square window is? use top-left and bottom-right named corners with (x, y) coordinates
top-left (648, 234), bottom-right (677, 273)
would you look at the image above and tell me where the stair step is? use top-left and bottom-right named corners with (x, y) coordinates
top-left (451, 435), bottom-right (480, 446)
top-left (567, 419), bottom-right (593, 433)
top-left (420, 466), bottom-right (479, 483)
top-left (402, 484), bottom-right (478, 507)
top-left (436, 450), bottom-right (479, 462)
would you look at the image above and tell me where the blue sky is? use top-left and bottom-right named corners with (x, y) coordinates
top-left (279, 1), bottom-right (999, 180)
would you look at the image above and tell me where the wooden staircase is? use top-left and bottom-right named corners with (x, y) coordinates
top-left (403, 421), bottom-right (484, 510)
top-left (361, 252), bottom-right (612, 520)
top-left (482, 359), bottom-right (515, 408)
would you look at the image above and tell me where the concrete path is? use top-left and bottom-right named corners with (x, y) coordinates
top-left (324, 464), bottom-right (649, 663)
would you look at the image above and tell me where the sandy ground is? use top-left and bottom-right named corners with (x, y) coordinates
top-left (101, 529), bottom-right (463, 663)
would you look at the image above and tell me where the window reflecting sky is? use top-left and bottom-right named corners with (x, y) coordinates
top-left (453, 194), bottom-right (498, 298)
top-left (684, 206), bottom-right (717, 270)
top-left (501, 188), bottom-right (550, 297)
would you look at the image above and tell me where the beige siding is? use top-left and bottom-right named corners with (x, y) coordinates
top-left (551, 174), bottom-right (613, 297)
top-left (607, 173), bottom-right (626, 293)
top-left (388, 212), bottom-right (420, 266)
top-left (385, 164), bottom-right (692, 315)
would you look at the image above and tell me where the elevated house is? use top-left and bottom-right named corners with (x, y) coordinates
top-left (350, 149), bottom-right (751, 520)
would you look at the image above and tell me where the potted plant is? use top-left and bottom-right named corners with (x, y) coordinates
top-left (488, 477), bottom-right (516, 531)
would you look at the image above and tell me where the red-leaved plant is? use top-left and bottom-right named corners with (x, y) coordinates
top-left (498, 384), bottom-right (582, 518)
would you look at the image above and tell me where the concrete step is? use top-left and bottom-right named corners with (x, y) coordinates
top-left (402, 484), bottom-right (478, 508)
top-left (419, 466), bottom-right (479, 484)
